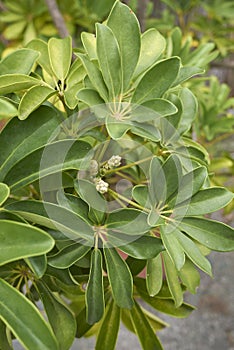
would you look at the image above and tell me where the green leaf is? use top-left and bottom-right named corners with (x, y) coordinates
top-left (104, 245), bottom-right (134, 308)
top-left (132, 57), bottom-right (180, 104)
top-left (0, 279), bottom-right (58, 350)
top-left (48, 37), bottom-right (72, 81)
top-left (178, 88), bottom-right (198, 133)
top-left (6, 201), bottom-right (94, 243)
top-left (162, 154), bottom-right (183, 201)
top-left (146, 254), bottom-right (163, 297)
top-left (141, 307), bottom-right (168, 331)
top-left (37, 282), bottom-right (76, 350)
top-left (0, 97), bottom-right (18, 118)
top-left (134, 29), bottom-right (166, 78)
top-left (174, 229), bottom-right (212, 276)
top-left (138, 98), bottom-right (178, 120)
top-left (95, 299), bottom-right (120, 350)
top-left (0, 220), bottom-right (54, 266)
top-left (81, 32), bottom-right (97, 60)
top-left (3, 139), bottom-right (92, 191)
top-left (86, 249), bottom-right (105, 324)
top-left (178, 259), bottom-right (200, 294)
top-left (129, 301), bottom-right (163, 350)
top-left (107, 0), bottom-right (141, 91)
top-left (175, 187), bottom-right (233, 216)
top-left (27, 39), bottom-right (53, 74)
top-left (0, 49), bottom-right (40, 75)
top-left (77, 88), bottom-right (104, 107)
top-left (0, 74), bottom-right (42, 95)
top-left (96, 23), bottom-right (121, 99)
top-left (48, 243), bottom-right (91, 269)
top-left (18, 85), bottom-right (56, 120)
top-left (26, 255), bottom-right (47, 278)
top-left (172, 66), bottom-right (204, 87)
top-left (0, 319), bottom-right (12, 350)
top-left (161, 226), bottom-right (185, 271)
top-left (77, 53), bottom-right (108, 101)
top-left (162, 252), bottom-right (183, 307)
top-left (0, 106), bottom-right (62, 181)
top-left (0, 182), bottom-right (10, 206)
top-left (179, 217), bottom-right (234, 251)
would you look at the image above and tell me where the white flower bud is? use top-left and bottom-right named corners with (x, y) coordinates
top-left (95, 178), bottom-right (109, 194)
top-left (89, 160), bottom-right (99, 176)
top-left (107, 155), bottom-right (122, 168)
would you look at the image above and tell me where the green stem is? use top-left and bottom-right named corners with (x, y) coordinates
top-left (106, 156), bottom-right (152, 175)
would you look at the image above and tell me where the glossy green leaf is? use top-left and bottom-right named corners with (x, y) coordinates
top-left (161, 226), bottom-right (185, 271)
top-left (130, 301), bottom-right (163, 350)
top-left (0, 319), bottom-right (12, 350)
top-left (77, 53), bottom-right (108, 101)
top-left (6, 201), bottom-right (94, 243)
top-left (0, 182), bottom-right (10, 206)
top-left (77, 88), bottom-right (104, 107)
top-left (162, 252), bottom-right (183, 307)
top-left (0, 220), bottom-right (54, 266)
top-left (174, 229), bottom-right (212, 276)
top-left (177, 88), bottom-right (198, 133)
top-left (0, 97), bottom-right (18, 118)
top-left (74, 179), bottom-right (106, 214)
top-left (132, 57), bottom-right (180, 104)
top-left (146, 254), bottom-right (163, 296)
top-left (132, 185), bottom-right (149, 208)
top-left (138, 99), bottom-right (178, 121)
top-left (104, 246), bottom-right (134, 308)
top-left (0, 279), bottom-right (58, 350)
top-left (178, 259), bottom-right (200, 294)
top-left (162, 154), bottom-right (183, 201)
top-left (86, 249), bottom-right (105, 324)
top-left (27, 39), bottom-right (53, 74)
top-left (172, 66), bottom-right (204, 87)
top-left (0, 74), bottom-right (42, 95)
top-left (0, 106), bottom-right (62, 181)
top-left (26, 255), bottom-right (47, 278)
top-left (107, 0), bottom-right (141, 91)
top-left (18, 85), bottom-right (56, 120)
top-left (0, 49), bottom-right (39, 75)
top-left (48, 37), bottom-right (72, 81)
top-left (37, 282), bottom-right (76, 350)
top-left (134, 29), bottom-right (166, 78)
top-left (81, 32), bottom-right (97, 60)
top-left (96, 23), bottom-right (121, 99)
top-left (4, 139), bottom-right (92, 191)
top-left (48, 243), bottom-right (91, 269)
top-left (179, 217), bottom-right (234, 251)
top-left (96, 299), bottom-right (120, 350)
top-left (175, 187), bottom-right (233, 216)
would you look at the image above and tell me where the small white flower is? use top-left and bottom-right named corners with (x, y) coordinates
top-left (89, 160), bottom-right (99, 176)
top-left (107, 155), bottom-right (122, 168)
top-left (95, 178), bottom-right (109, 194)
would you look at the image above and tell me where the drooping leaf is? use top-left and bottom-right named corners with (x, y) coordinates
top-left (160, 226), bottom-right (185, 271)
top-left (95, 299), bottom-right (120, 350)
top-left (146, 254), bottom-right (163, 297)
top-left (37, 282), bottom-right (76, 350)
top-left (107, 0), bottom-right (141, 91)
top-left (48, 37), bottom-right (72, 81)
top-left (178, 259), bottom-right (200, 294)
top-left (0, 182), bottom-right (10, 206)
top-left (0, 220), bottom-right (54, 266)
top-left (86, 249), bottom-right (105, 324)
top-left (104, 245), bottom-right (134, 308)
top-left (0, 279), bottom-right (58, 350)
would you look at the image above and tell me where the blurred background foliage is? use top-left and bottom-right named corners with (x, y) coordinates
top-left (0, 0), bottom-right (233, 215)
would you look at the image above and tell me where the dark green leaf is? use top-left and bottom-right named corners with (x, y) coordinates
top-left (0, 182), bottom-right (10, 206)
top-left (146, 254), bottom-right (163, 297)
top-left (48, 243), bottom-right (91, 269)
top-left (26, 255), bottom-right (47, 278)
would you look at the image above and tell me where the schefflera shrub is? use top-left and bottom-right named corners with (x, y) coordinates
top-left (0, 1), bottom-right (233, 349)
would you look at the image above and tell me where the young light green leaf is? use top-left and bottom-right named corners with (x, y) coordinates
top-left (161, 226), bottom-right (185, 271)
top-left (130, 301), bottom-right (163, 350)
top-left (179, 217), bottom-right (234, 251)
top-left (0, 182), bottom-right (10, 206)
top-left (178, 259), bottom-right (200, 294)
top-left (27, 39), bottom-right (53, 74)
top-left (146, 254), bottom-right (163, 297)
top-left (37, 282), bottom-right (76, 350)
top-left (104, 245), bottom-right (134, 309)
top-left (96, 299), bottom-right (120, 350)
top-left (0, 220), bottom-right (54, 266)
top-left (77, 88), bottom-right (104, 107)
top-left (134, 29), bottom-right (166, 78)
top-left (96, 23), bottom-right (121, 99)
top-left (0, 279), bottom-right (58, 350)
top-left (86, 249), bottom-right (105, 324)
top-left (48, 243), bottom-right (91, 269)
top-left (162, 252), bottom-right (183, 307)
top-left (0, 97), bottom-right (18, 118)
top-left (48, 36), bottom-right (72, 81)
top-left (132, 57), bottom-right (180, 104)
top-left (81, 32), bottom-right (97, 60)
top-left (107, 0), bottom-right (141, 91)
top-left (0, 74), bottom-right (42, 95)
top-left (0, 49), bottom-right (39, 75)
top-left (18, 85), bottom-right (56, 120)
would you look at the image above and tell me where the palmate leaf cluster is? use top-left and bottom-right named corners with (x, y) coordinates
top-left (0, 1), bottom-right (233, 349)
